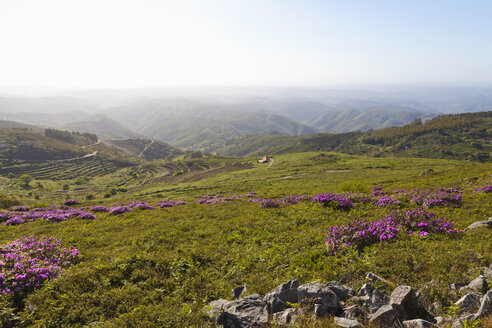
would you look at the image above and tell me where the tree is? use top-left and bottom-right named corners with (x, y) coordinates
top-left (19, 174), bottom-right (33, 188)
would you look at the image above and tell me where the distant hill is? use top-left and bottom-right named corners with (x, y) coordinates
top-left (107, 139), bottom-right (183, 161)
top-left (219, 111), bottom-right (492, 161)
top-left (63, 115), bottom-right (140, 140)
top-left (0, 120), bottom-right (42, 131)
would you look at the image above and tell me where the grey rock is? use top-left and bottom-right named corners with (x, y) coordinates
top-left (366, 272), bottom-right (387, 283)
top-left (481, 265), bottom-right (492, 280)
top-left (390, 286), bottom-right (435, 323)
top-left (342, 305), bottom-right (366, 321)
top-left (474, 290), bottom-right (492, 319)
top-left (334, 316), bottom-right (362, 328)
top-left (419, 169), bottom-right (433, 176)
top-left (356, 283), bottom-right (389, 314)
top-left (272, 308), bottom-right (299, 326)
top-left (212, 294), bottom-right (269, 328)
top-left (402, 319), bottom-right (436, 328)
top-left (454, 293), bottom-right (481, 312)
top-left (464, 218), bottom-right (492, 231)
top-left (434, 316), bottom-right (448, 326)
top-left (449, 282), bottom-right (469, 291)
top-left (327, 281), bottom-right (356, 302)
top-left (369, 304), bottom-right (402, 328)
top-left (264, 279), bottom-right (299, 313)
top-left (452, 314), bottom-right (475, 328)
top-left (466, 275), bottom-right (489, 294)
top-left (208, 299), bottom-right (229, 317)
top-left (232, 285), bottom-right (246, 299)
top-left (298, 281), bottom-right (340, 316)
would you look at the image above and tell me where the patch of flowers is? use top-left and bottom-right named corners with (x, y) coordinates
top-left (373, 186), bottom-right (384, 196)
top-left (410, 189), bottom-right (462, 208)
top-left (325, 208), bottom-right (462, 255)
top-left (0, 235), bottom-right (79, 295)
top-left (259, 199), bottom-right (282, 208)
top-left (313, 193), bottom-right (354, 210)
top-left (157, 200), bottom-right (188, 208)
top-left (64, 199), bottom-right (80, 206)
top-left (90, 206), bottom-right (110, 212)
top-left (373, 196), bottom-right (401, 207)
top-left (11, 206), bottom-right (30, 212)
top-left (3, 208), bottom-right (95, 226)
top-left (109, 206), bottom-right (132, 215)
top-left (128, 202), bottom-right (155, 210)
top-left (474, 185), bottom-right (491, 193)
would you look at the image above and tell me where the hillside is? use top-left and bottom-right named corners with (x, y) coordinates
top-left (63, 114), bottom-right (140, 140)
top-left (108, 138), bottom-right (183, 161)
top-left (219, 111), bottom-right (492, 161)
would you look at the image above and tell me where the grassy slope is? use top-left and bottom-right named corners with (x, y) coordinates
top-left (0, 153), bottom-right (490, 327)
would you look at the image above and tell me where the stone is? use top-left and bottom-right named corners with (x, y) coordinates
top-left (402, 319), bottom-right (436, 327)
top-left (390, 286), bottom-right (435, 323)
top-left (272, 308), bottom-right (299, 325)
top-left (298, 281), bottom-right (340, 317)
top-left (342, 305), bottom-right (366, 321)
top-left (454, 293), bottom-right (481, 313)
top-left (366, 272), bottom-right (387, 283)
top-left (356, 283), bottom-right (389, 314)
top-left (264, 279), bottom-right (299, 313)
top-left (212, 294), bottom-right (269, 328)
top-left (464, 218), bottom-right (492, 231)
top-left (232, 285), bottom-right (246, 299)
top-left (466, 275), bottom-right (489, 294)
top-left (474, 290), bottom-right (492, 319)
top-left (419, 169), bottom-right (433, 176)
top-left (334, 316), bottom-right (362, 328)
top-left (327, 281), bottom-right (356, 302)
top-left (452, 314), bottom-right (475, 328)
top-left (449, 282), bottom-right (469, 291)
top-left (369, 304), bottom-right (402, 328)
top-left (481, 265), bottom-right (492, 280)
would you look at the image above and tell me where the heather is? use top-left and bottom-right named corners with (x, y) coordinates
top-left (0, 152), bottom-right (490, 327)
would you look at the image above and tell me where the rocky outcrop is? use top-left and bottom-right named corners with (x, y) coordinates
top-left (369, 304), bottom-right (402, 328)
top-left (464, 217), bottom-right (492, 231)
top-left (298, 281), bottom-right (341, 317)
top-left (210, 294), bottom-right (268, 328)
top-left (264, 279), bottom-right (299, 313)
top-left (356, 284), bottom-right (389, 314)
top-left (390, 286), bottom-right (435, 323)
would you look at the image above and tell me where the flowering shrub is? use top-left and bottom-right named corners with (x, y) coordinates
top-left (11, 206), bottom-right (30, 212)
top-left (326, 208), bottom-right (461, 255)
top-left (313, 193), bottom-right (354, 210)
top-left (259, 199), bottom-right (282, 208)
top-left (110, 206), bottom-right (132, 215)
top-left (90, 206), bottom-right (110, 212)
top-left (128, 202), bottom-right (155, 210)
top-left (411, 189), bottom-right (462, 207)
top-left (373, 186), bottom-right (384, 196)
top-left (373, 196), bottom-right (401, 207)
top-left (157, 200), bottom-right (188, 208)
top-left (0, 235), bottom-right (79, 295)
top-left (64, 199), bottom-right (80, 206)
top-left (4, 209), bottom-right (95, 225)
top-left (475, 185), bottom-right (491, 193)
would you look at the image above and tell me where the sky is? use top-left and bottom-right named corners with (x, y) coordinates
top-left (0, 0), bottom-right (491, 88)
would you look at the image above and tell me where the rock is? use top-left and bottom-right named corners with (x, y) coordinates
top-left (474, 290), bottom-right (492, 319)
top-left (434, 316), bottom-right (448, 326)
top-left (419, 169), bottom-right (433, 176)
top-left (298, 281), bottom-right (340, 317)
top-left (464, 218), bottom-right (492, 231)
top-left (449, 282), bottom-right (469, 291)
top-left (366, 272), bottom-right (387, 283)
top-left (402, 319), bottom-right (436, 327)
top-left (272, 308), bottom-right (299, 325)
top-left (452, 314), bottom-right (475, 328)
top-left (356, 283), bottom-right (389, 314)
top-left (481, 265), bottom-right (492, 280)
top-left (208, 299), bottom-right (229, 317)
top-left (327, 281), bottom-right (356, 302)
top-left (232, 285), bottom-right (246, 299)
top-left (369, 304), bottom-right (402, 328)
top-left (334, 316), bottom-right (362, 328)
top-left (213, 294), bottom-right (269, 328)
top-left (466, 275), bottom-right (489, 294)
top-left (342, 305), bottom-right (366, 321)
top-left (390, 286), bottom-right (435, 323)
top-left (454, 293), bottom-right (481, 313)
top-left (264, 279), bottom-right (299, 313)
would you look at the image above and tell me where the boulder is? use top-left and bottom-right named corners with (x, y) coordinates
top-left (327, 281), bottom-right (356, 302)
top-left (419, 169), bottom-right (433, 176)
top-left (451, 314), bottom-right (475, 328)
top-left (342, 305), bottom-right (366, 321)
top-left (454, 293), bottom-right (481, 313)
top-left (449, 282), bottom-right (469, 291)
top-left (272, 307), bottom-right (299, 325)
top-left (212, 294), bottom-right (269, 328)
top-left (464, 218), bottom-right (492, 231)
top-left (264, 279), bottom-right (299, 313)
top-left (232, 285), bottom-right (246, 299)
top-left (334, 316), bottom-right (362, 328)
top-left (481, 265), bottom-right (492, 280)
top-left (402, 319), bottom-right (436, 327)
top-left (473, 290), bottom-right (492, 319)
top-left (466, 275), bottom-right (489, 294)
top-left (298, 281), bottom-right (340, 317)
top-left (366, 272), bottom-right (387, 284)
top-left (369, 304), bottom-right (402, 328)
top-left (356, 284), bottom-right (389, 314)
top-left (390, 286), bottom-right (435, 323)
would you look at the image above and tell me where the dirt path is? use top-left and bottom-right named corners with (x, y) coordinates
top-left (140, 139), bottom-right (154, 156)
top-left (267, 158), bottom-right (274, 167)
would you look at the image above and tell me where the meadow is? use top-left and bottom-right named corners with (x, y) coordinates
top-left (0, 152), bottom-right (490, 327)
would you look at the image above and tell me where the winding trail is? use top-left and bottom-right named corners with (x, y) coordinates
top-left (267, 158), bottom-right (274, 167)
top-left (140, 139), bottom-right (154, 156)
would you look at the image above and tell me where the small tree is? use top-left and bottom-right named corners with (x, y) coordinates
top-left (19, 174), bottom-right (33, 188)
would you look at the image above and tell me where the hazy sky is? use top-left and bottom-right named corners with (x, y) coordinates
top-left (1, 0), bottom-right (491, 88)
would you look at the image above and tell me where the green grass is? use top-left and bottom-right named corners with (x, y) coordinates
top-left (0, 152), bottom-right (491, 327)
